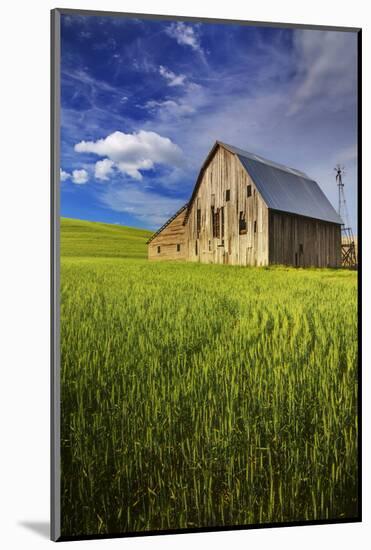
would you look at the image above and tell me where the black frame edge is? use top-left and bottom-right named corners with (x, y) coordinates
top-left (57, 516), bottom-right (361, 543)
top-left (54, 6), bottom-right (361, 33)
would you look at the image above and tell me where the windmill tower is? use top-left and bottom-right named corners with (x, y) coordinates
top-left (335, 165), bottom-right (357, 268)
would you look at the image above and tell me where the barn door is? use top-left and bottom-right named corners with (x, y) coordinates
top-left (295, 244), bottom-right (304, 267)
top-left (299, 243), bottom-right (304, 266)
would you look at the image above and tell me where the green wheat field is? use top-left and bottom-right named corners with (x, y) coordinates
top-left (60, 217), bottom-right (358, 537)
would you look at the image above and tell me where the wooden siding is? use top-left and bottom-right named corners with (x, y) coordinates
top-left (269, 210), bottom-right (341, 268)
top-left (186, 146), bottom-right (269, 266)
top-left (148, 208), bottom-right (187, 261)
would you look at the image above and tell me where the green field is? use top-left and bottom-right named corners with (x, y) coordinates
top-left (60, 217), bottom-right (358, 537)
top-left (61, 217), bottom-right (151, 258)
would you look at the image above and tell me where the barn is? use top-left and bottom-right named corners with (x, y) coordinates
top-left (147, 141), bottom-right (342, 268)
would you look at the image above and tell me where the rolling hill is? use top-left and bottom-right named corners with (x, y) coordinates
top-left (61, 217), bottom-right (152, 259)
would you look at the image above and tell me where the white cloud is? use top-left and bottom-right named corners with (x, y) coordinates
top-left (72, 169), bottom-right (89, 184)
top-left (159, 65), bottom-right (186, 87)
top-left (60, 168), bottom-right (71, 182)
top-left (100, 184), bottom-right (184, 227)
top-left (60, 167), bottom-right (89, 184)
top-left (74, 130), bottom-right (184, 181)
top-left (166, 22), bottom-right (204, 56)
top-left (95, 158), bottom-right (115, 181)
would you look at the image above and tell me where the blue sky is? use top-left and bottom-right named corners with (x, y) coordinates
top-left (60, 14), bottom-right (358, 232)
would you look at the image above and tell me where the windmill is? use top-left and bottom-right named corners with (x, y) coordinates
top-left (335, 165), bottom-right (357, 268)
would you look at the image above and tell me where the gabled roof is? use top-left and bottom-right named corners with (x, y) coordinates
top-left (146, 203), bottom-right (188, 244)
top-left (184, 141), bottom-right (342, 225)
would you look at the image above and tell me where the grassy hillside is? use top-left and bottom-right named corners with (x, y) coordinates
top-left (61, 217), bottom-right (152, 259)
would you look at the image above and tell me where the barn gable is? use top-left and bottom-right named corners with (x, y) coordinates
top-left (147, 203), bottom-right (188, 244)
top-left (185, 144), bottom-right (269, 266)
top-left (147, 203), bottom-right (188, 261)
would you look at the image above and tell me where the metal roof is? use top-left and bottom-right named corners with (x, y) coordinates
top-left (220, 142), bottom-right (342, 225)
top-left (220, 142), bottom-right (311, 179)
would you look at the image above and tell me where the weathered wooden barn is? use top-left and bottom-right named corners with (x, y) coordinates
top-left (147, 141), bottom-right (342, 267)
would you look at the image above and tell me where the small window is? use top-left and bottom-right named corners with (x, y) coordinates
top-left (177, 244), bottom-right (180, 252)
top-left (208, 240), bottom-right (211, 251)
top-left (247, 185), bottom-right (252, 197)
top-left (254, 220), bottom-right (257, 233)
top-left (226, 189), bottom-right (230, 202)
top-left (299, 243), bottom-right (303, 254)
top-left (195, 241), bottom-right (198, 256)
top-left (196, 208), bottom-right (201, 237)
top-left (212, 208), bottom-right (220, 238)
top-left (157, 246), bottom-right (161, 254)
top-left (239, 211), bottom-right (247, 235)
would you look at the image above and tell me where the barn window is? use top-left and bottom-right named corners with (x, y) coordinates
top-left (195, 241), bottom-right (198, 256)
top-left (215, 209), bottom-right (220, 238)
top-left (208, 240), bottom-right (211, 251)
top-left (221, 207), bottom-right (225, 238)
top-left (196, 208), bottom-right (201, 237)
top-left (212, 208), bottom-right (220, 238)
top-left (299, 243), bottom-right (304, 254)
top-left (157, 246), bottom-right (161, 254)
top-left (177, 244), bottom-right (181, 252)
top-left (239, 211), bottom-right (247, 235)
top-left (254, 220), bottom-right (257, 233)
top-left (247, 185), bottom-right (252, 197)
top-left (226, 189), bottom-right (230, 202)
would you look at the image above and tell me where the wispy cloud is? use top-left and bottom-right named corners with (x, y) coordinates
top-left (143, 99), bottom-right (195, 117)
top-left (62, 68), bottom-right (123, 97)
top-left (166, 22), bottom-right (204, 54)
top-left (159, 65), bottom-right (186, 87)
top-left (100, 184), bottom-right (185, 227)
top-left (287, 30), bottom-right (357, 116)
top-left (138, 80), bottom-right (206, 123)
